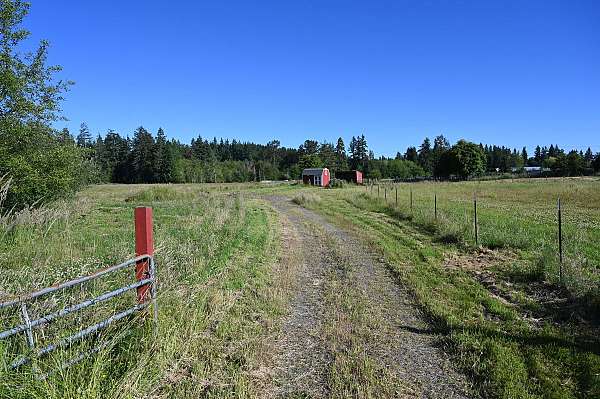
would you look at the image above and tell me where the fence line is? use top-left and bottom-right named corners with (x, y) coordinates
top-left (365, 182), bottom-right (568, 282)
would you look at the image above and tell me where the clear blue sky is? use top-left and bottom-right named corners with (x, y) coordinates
top-left (25, 0), bottom-right (600, 156)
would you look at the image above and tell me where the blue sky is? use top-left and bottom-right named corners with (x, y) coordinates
top-left (25, 0), bottom-right (600, 156)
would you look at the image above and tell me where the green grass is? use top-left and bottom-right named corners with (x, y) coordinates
top-left (298, 179), bottom-right (600, 399)
top-left (362, 178), bottom-right (600, 298)
top-left (2, 178), bottom-right (599, 398)
top-left (0, 184), bottom-right (281, 398)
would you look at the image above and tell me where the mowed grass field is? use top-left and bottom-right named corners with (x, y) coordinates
top-left (0, 177), bottom-right (599, 398)
top-left (294, 176), bottom-right (600, 398)
top-left (0, 184), bottom-right (283, 398)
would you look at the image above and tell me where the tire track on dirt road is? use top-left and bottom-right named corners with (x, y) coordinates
top-left (260, 196), bottom-right (473, 398)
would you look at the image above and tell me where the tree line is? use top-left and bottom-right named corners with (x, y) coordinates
top-left (67, 127), bottom-right (427, 184)
top-left (1, 0), bottom-right (599, 211)
top-left (402, 135), bottom-right (599, 178)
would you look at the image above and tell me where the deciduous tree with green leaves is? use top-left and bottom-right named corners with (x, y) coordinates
top-left (0, 0), bottom-right (88, 210)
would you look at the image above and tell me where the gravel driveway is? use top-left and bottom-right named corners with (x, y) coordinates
top-left (262, 196), bottom-right (473, 398)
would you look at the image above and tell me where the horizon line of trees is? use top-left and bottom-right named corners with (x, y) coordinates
top-left (401, 135), bottom-right (599, 179)
top-left (2, 0), bottom-right (599, 212)
top-left (67, 125), bottom-right (600, 186)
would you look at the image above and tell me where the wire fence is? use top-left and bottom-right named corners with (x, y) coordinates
top-left (363, 180), bottom-right (600, 295)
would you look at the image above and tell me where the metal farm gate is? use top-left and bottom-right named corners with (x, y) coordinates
top-left (0, 207), bottom-right (158, 379)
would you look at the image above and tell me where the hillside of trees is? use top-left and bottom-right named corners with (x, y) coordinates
top-left (1, 0), bottom-right (599, 211)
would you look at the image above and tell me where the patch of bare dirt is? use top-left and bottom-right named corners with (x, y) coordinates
top-left (441, 249), bottom-right (594, 328)
top-left (442, 248), bottom-right (515, 272)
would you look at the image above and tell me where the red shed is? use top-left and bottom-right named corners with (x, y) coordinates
top-left (302, 168), bottom-right (330, 187)
top-left (336, 170), bottom-right (363, 184)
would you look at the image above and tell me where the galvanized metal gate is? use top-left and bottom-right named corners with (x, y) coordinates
top-left (0, 207), bottom-right (157, 379)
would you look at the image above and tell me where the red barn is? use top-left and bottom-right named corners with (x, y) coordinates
top-left (302, 168), bottom-right (330, 187)
top-left (336, 170), bottom-right (363, 184)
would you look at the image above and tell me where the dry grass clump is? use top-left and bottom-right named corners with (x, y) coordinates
top-left (292, 192), bottom-right (321, 206)
top-left (0, 176), bottom-right (72, 236)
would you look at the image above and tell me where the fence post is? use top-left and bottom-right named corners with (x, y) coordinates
top-left (135, 207), bottom-right (154, 304)
top-left (473, 194), bottom-right (479, 246)
top-left (434, 193), bottom-right (437, 220)
top-left (410, 187), bottom-right (413, 214)
top-left (378, 185), bottom-right (380, 198)
top-left (385, 187), bottom-right (387, 201)
top-left (558, 197), bottom-right (563, 282)
top-left (395, 186), bottom-right (398, 206)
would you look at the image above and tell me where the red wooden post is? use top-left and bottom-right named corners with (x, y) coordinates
top-left (135, 207), bottom-right (154, 303)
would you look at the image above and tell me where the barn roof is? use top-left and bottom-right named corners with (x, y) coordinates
top-left (302, 168), bottom-right (327, 176)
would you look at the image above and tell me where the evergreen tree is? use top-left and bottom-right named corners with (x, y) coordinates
top-left (335, 137), bottom-right (348, 171)
top-left (354, 134), bottom-right (369, 171)
top-left (534, 145), bottom-right (542, 164)
top-left (348, 136), bottom-right (358, 169)
top-left (584, 147), bottom-right (593, 166)
top-left (131, 126), bottom-right (155, 183)
top-left (57, 127), bottom-right (74, 145)
top-left (521, 147), bottom-right (528, 165)
top-left (154, 128), bottom-right (174, 183)
top-left (432, 135), bottom-right (450, 177)
top-left (418, 137), bottom-right (432, 173)
top-left (76, 122), bottom-right (92, 148)
top-left (318, 142), bottom-right (337, 171)
top-left (102, 130), bottom-right (130, 182)
top-left (299, 139), bottom-right (319, 156)
top-left (404, 146), bottom-right (418, 162)
top-left (593, 153), bottom-right (600, 172)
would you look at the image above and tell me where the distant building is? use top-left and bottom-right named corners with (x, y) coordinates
top-left (302, 168), bottom-right (330, 186)
top-left (336, 170), bottom-right (363, 184)
top-left (511, 166), bottom-right (551, 176)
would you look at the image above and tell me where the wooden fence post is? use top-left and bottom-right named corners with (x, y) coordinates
top-left (410, 187), bottom-right (413, 214)
top-left (434, 193), bottom-right (437, 220)
top-left (135, 207), bottom-right (154, 304)
top-left (395, 186), bottom-right (398, 206)
top-left (384, 187), bottom-right (387, 201)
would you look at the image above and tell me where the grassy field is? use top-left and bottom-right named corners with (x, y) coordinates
top-left (1, 178), bottom-right (599, 398)
top-left (0, 184), bottom-right (282, 398)
top-left (357, 178), bottom-right (600, 293)
top-left (295, 177), bottom-right (600, 398)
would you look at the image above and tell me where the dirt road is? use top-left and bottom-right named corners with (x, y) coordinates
top-left (260, 196), bottom-right (473, 398)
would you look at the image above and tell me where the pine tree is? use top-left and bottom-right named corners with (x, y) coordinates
top-left (418, 137), bottom-right (432, 173)
top-left (534, 145), bottom-right (542, 164)
top-left (432, 135), bottom-right (450, 176)
top-left (318, 142), bottom-right (337, 171)
top-left (76, 122), bottom-right (92, 148)
top-left (102, 129), bottom-right (129, 182)
top-left (584, 147), bottom-right (593, 166)
top-left (335, 137), bottom-right (347, 171)
top-left (521, 147), bottom-right (528, 165)
top-left (131, 126), bottom-right (155, 183)
top-left (348, 136), bottom-right (358, 169)
top-left (57, 127), bottom-right (74, 145)
top-left (154, 128), bottom-right (174, 183)
top-left (299, 139), bottom-right (319, 156)
top-left (404, 146), bottom-right (418, 162)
